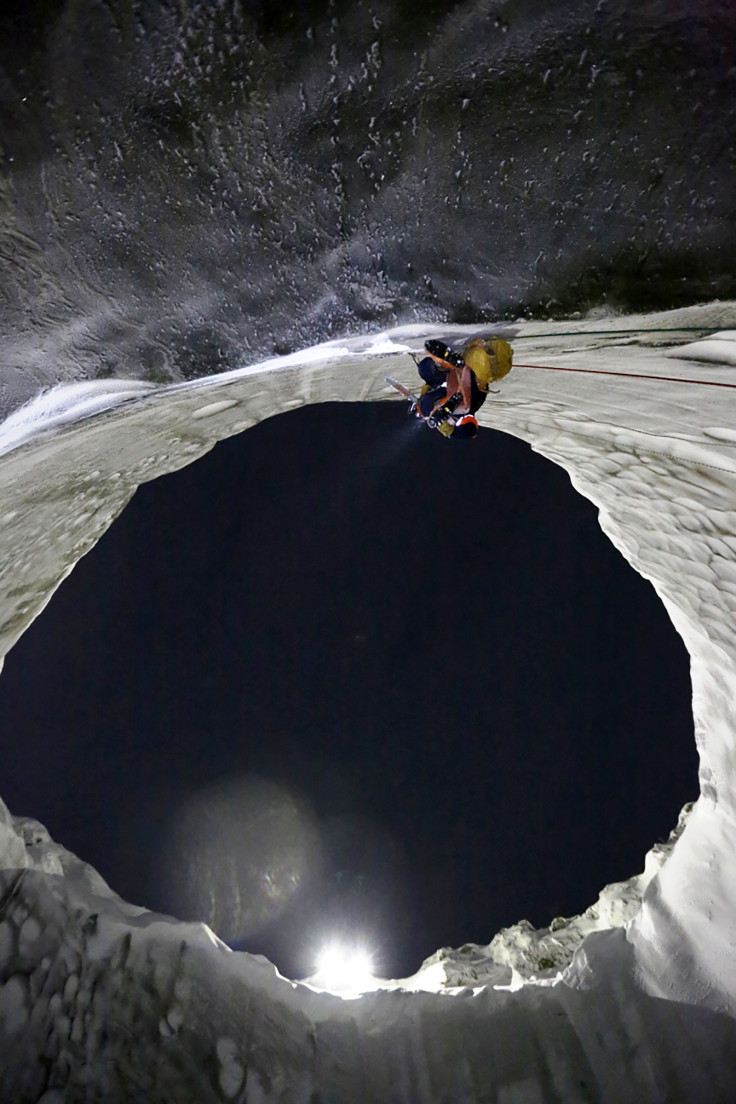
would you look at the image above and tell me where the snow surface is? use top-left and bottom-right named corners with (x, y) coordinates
top-left (2, 303), bottom-right (736, 1099)
top-left (0, 379), bottom-right (156, 458)
top-left (668, 332), bottom-right (736, 366)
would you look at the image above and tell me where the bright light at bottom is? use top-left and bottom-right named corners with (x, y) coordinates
top-left (314, 943), bottom-right (375, 991)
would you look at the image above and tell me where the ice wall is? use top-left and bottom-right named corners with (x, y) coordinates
top-left (1, 0), bottom-right (734, 417)
top-left (2, 303), bottom-right (736, 1101)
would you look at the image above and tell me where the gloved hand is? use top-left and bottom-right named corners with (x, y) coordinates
top-left (428, 392), bottom-right (462, 428)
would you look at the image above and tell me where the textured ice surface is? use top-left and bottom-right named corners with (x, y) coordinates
top-left (2, 304), bottom-right (736, 1100)
top-left (1, 0), bottom-right (733, 418)
top-left (668, 333), bottom-right (736, 366)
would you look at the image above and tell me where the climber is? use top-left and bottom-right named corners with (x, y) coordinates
top-left (412, 336), bottom-right (513, 439)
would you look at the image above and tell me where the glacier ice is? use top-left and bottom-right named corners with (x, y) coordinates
top-left (2, 303), bottom-right (736, 1099)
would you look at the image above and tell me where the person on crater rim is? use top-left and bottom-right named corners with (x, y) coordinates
top-left (413, 336), bottom-right (513, 439)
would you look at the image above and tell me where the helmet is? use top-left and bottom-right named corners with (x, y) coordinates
top-left (424, 338), bottom-right (451, 359)
top-left (424, 339), bottom-right (465, 370)
top-left (453, 415), bottom-right (478, 439)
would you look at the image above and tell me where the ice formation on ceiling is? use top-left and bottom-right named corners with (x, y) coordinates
top-left (2, 303), bottom-right (736, 1100)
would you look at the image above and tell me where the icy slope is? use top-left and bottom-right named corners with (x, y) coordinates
top-left (2, 302), bottom-right (736, 1100)
top-left (1, 0), bottom-right (733, 411)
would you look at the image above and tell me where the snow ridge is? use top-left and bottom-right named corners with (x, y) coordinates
top-left (0, 380), bottom-right (155, 458)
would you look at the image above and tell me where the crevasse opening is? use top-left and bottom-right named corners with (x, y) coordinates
top-left (1, 306), bottom-right (736, 1101)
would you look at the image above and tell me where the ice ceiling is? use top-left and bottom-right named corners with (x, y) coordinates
top-left (2, 306), bottom-right (736, 1100)
top-left (1, 0), bottom-right (734, 420)
top-left (2, 0), bottom-right (736, 1096)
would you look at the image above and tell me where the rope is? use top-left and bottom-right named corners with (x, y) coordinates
top-left (504, 327), bottom-right (732, 340)
top-left (514, 363), bottom-right (736, 390)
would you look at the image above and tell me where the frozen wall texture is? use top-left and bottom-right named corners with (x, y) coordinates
top-left (1, 306), bottom-right (736, 1101)
top-left (0, 0), bottom-right (734, 416)
top-left (2, 0), bottom-right (736, 1097)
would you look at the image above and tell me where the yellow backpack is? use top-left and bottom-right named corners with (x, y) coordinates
top-left (462, 337), bottom-right (513, 389)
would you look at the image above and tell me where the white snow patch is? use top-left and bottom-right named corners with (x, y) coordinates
top-left (364, 336), bottom-right (413, 354)
top-left (0, 380), bottom-right (155, 456)
top-left (183, 340), bottom-right (354, 388)
top-left (190, 399), bottom-right (240, 419)
top-left (668, 337), bottom-right (736, 366)
top-left (703, 427), bottom-right (736, 444)
top-left (216, 1037), bottom-right (246, 1099)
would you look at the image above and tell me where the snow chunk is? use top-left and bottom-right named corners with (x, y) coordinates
top-left (703, 427), bottom-right (736, 444)
top-left (190, 399), bottom-right (240, 420)
top-left (668, 337), bottom-right (736, 366)
top-left (412, 803), bottom-right (693, 987)
top-left (18, 915), bottom-right (41, 954)
top-left (216, 1037), bottom-right (245, 1099)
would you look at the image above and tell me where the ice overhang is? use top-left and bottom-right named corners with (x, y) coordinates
top-left (2, 302), bottom-right (736, 1100)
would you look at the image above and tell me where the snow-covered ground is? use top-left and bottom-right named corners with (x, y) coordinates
top-left (2, 303), bottom-right (736, 1100)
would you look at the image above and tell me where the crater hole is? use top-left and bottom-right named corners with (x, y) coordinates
top-left (0, 402), bottom-right (696, 979)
